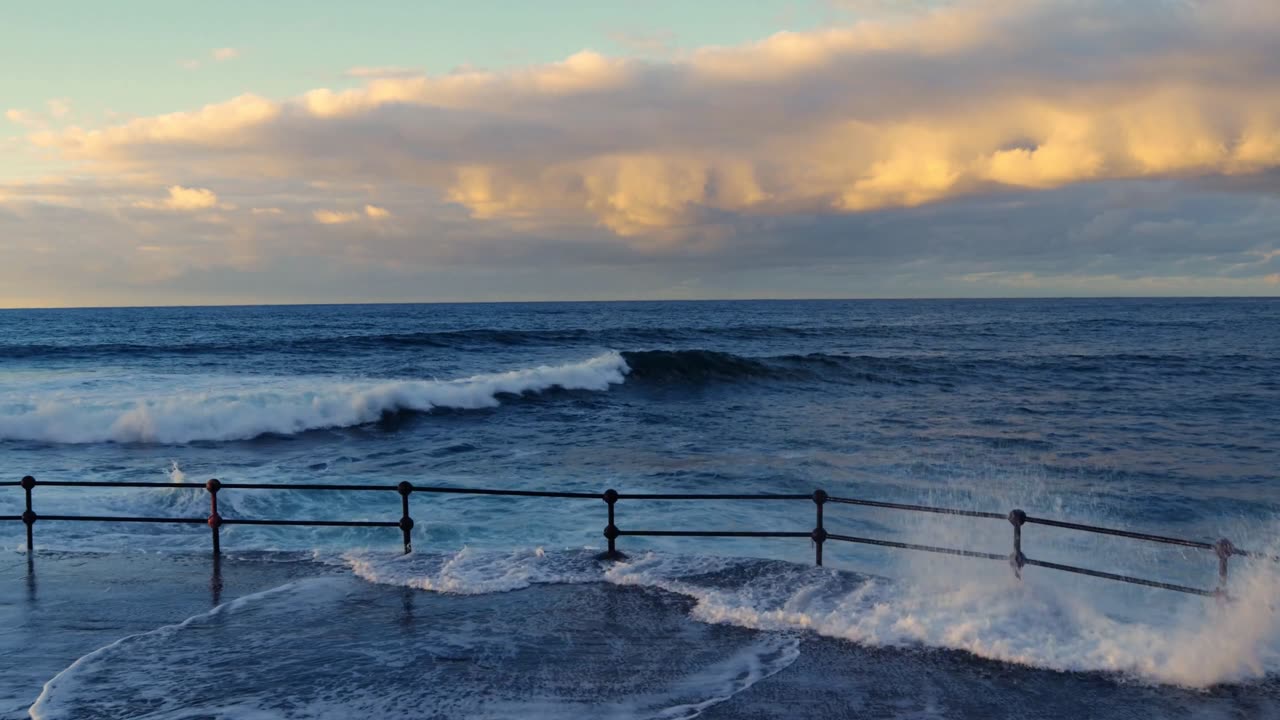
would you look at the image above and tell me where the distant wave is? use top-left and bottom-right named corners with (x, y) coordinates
top-left (0, 347), bottom-right (1260, 445)
top-left (0, 326), bottom-right (840, 358)
top-left (0, 352), bottom-right (629, 444)
top-left (620, 349), bottom-right (929, 386)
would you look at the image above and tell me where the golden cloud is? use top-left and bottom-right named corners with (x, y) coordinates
top-left (23, 0), bottom-right (1280, 240)
top-left (133, 185), bottom-right (221, 211)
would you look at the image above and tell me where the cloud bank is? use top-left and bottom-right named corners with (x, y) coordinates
top-left (4, 0), bottom-right (1280, 306)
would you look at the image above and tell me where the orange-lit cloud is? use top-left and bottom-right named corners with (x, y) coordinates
top-left (5, 0), bottom-right (1280, 306)
top-left (28, 0), bottom-right (1280, 243)
top-left (133, 185), bottom-right (221, 211)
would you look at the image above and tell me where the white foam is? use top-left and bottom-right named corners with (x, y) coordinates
top-left (0, 352), bottom-right (629, 444)
top-left (343, 546), bottom-right (603, 594)
top-left (347, 546), bottom-right (1280, 688)
top-left (608, 550), bottom-right (1280, 688)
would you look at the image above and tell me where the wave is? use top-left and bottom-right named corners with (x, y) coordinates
top-left (0, 352), bottom-right (629, 444)
top-left (620, 349), bottom-right (930, 386)
top-left (0, 325), bottom-right (850, 359)
top-left (1, 316), bottom-right (1233, 362)
top-left (0, 346), bottom-right (1264, 445)
top-left (0, 349), bottom-right (934, 445)
top-left (345, 547), bottom-right (1280, 689)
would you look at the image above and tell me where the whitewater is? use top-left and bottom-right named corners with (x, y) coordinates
top-left (2, 299), bottom-right (1278, 718)
top-left (0, 351), bottom-right (630, 444)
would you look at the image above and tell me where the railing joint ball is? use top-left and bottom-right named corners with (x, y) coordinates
top-left (593, 515), bottom-right (624, 561)
top-left (21, 476), bottom-right (36, 491)
top-left (603, 488), bottom-right (618, 505)
top-left (22, 510), bottom-right (37, 525)
top-left (1008, 509), bottom-right (1027, 527)
top-left (397, 481), bottom-right (414, 496)
top-left (812, 489), bottom-right (827, 505)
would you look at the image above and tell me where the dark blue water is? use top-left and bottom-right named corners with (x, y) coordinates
top-left (3, 299), bottom-right (1279, 715)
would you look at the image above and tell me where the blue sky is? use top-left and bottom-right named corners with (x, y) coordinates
top-left (3, 1), bottom-right (837, 129)
top-left (2, 0), bottom-right (1279, 307)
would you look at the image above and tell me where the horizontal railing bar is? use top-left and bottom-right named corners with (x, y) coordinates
top-left (618, 530), bottom-right (812, 538)
top-left (221, 519), bottom-right (399, 528)
top-left (1229, 547), bottom-right (1280, 562)
top-left (31, 481), bottom-right (208, 488)
top-left (827, 496), bottom-right (1007, 520)
top-left (827, 533), bottom-right (1009, 560)
top-left (615, 493), bottom-right (811, 500)
top-left (0, 515), bottom-right (21, 521)
top-left (218, 483), bottom-right (398, 491)
top-left (1025, 516), bottom-right (1216, 551)
top-left (39, 515), bottom-right (206, 524)
top-left (0, 482), bottom-right (23, 487)
top-left (411, 486), bottom-right (600, 499)
top-left (1023, 558), bottom-right (1215, 597)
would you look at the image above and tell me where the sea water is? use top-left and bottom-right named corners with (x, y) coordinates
top-left (2, 299), bottom-right (1279, 717)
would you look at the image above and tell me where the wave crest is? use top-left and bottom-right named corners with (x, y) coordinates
top-left (0, 352), bottom-right (628, 444)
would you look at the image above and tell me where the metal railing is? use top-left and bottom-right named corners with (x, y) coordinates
top-left (3, 475), bottom-right (1273, 599)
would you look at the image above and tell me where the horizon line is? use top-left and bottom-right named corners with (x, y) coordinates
top-left (2, 295), bottom-right (1278, 312)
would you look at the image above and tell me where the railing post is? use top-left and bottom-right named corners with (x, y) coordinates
top-left (812, 489), bottom-right (828, 566)
top-left (21, 475), bottom-right (36, 553)
top-left (1008, 509), bottom-right (1027, 579)
top-left (599, 488), bottom-right (623, 560)
top-left (1215, 538), bottom-right (1234, 599)
top-left (398, 482), bottom-right (414, 554)
top-left (206, 479), bottom-right (222, 556)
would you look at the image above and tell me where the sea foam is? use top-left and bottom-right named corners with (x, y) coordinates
top-left (343, 546), bottom-right (1280, 689)
top-left (0, 352), bottom-right (629, 444)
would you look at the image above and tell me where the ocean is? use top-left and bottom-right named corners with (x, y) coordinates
top-left (2, 298), bottom-right (1279, 718)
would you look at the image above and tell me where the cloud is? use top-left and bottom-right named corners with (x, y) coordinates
top-left (312, 209), bottom-right (360, 224)
top-left (607, 29), bottom-right (677, 56)
top-left (213, 48), bottom-right (240, 62)
top-left (7, 0), bottom-right (1280, 305)
top-left (4, 109), bottom-right (41, 128)
top-left (345, 66), bottom-right (423, 79)
top-left (313, 205), bottom-right (391, 224)
top-left (33, 0), bottom-right (1280, 246)
top-left (134, 185), bottom-right (221, 211)
top-left (46, 99), bottom-right (71, 119)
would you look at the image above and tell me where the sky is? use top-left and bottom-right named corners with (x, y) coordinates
top-left (2, 0), bottom-right (1279, 307)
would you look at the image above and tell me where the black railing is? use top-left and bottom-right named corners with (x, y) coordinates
top-left (3, 475), bottom-right (1273, 599)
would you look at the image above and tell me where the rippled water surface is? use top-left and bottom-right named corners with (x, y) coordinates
top-left (2, 299), bottom-right (1279, 716)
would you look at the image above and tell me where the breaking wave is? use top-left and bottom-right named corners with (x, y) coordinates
top-left (1, 346), bottom-right (1270, 445)
top-left (0, 352), bottom-right (629, 444)
top-left (0, 349), bottom-right (944, 445)
top-left (345, 547), bottom-right (1280, 689)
